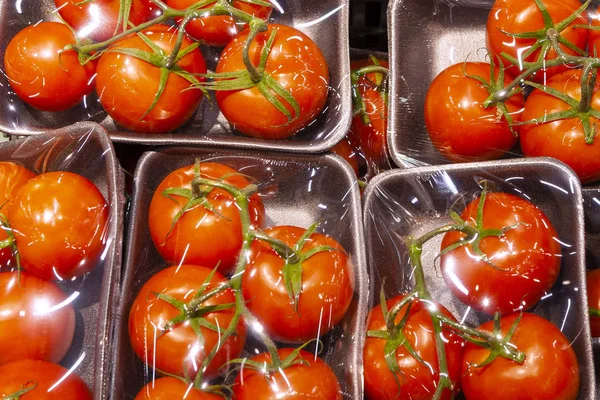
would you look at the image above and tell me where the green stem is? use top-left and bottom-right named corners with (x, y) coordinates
top-left (164, 14), bottom-right (194, 69)
top-left (590, 307), bottom-right (600, 317)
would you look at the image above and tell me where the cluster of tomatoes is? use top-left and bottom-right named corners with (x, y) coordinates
top-left (364, 189), bottom-right (581, 400)
top-left (424, 0), bottom-right (600, 184)
top-left (3, 0), bottom-right (330, 139)
top-left (127, 161), bottom-right (354, 398)
top-left (0, 161), bottom-right (109, 398)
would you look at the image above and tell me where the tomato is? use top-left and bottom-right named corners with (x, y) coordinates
top-left (440, 192), bottom-right (561, 315)
top-left (349, 58), bottom-right (389, 175)
top-left (215, 24), bottom-right (329, 139)
top-left (519, 69), bottom-right (600, 184)
top-left (54, 0), bottom-right (156, 42)
top-left (129, 264), bottom-right (246, 379)
top-left (0, 162), bottom-right (35, 208)
top-left (148, 162), bottom-right (264, 275)
top-left (461, 313), bottom-right (579, 400)
top-left (8, 171), bottom-right (108, 280)
top-left (424, 62), bottom-right (522, 162)
top-left (331, 136), bottom-right (360, 176)
top-left (4, 22), bottom-right (97, 112)
top-left (242, 225), bottom-right (354, 343)
top-left (587, 269), bottom-right (600, 337)
top-left (0, 359), bottom-right (91, 399)
top-left (486, 0), bottom-right (588, 80)
top-left (233, 348), bottom-right (342, 400)
top-left (363, 295), bottom-right (464, 400)
top-left (135, 377), bottom-right (224, 400)
top-left (165, 0), bottom-right (272, 47)
top-left (96, 24), bottom-right (206, 133)
top-left (0, 271), bottom-right (75, 365)
top-left (0, 162), bottom-right (35, 268)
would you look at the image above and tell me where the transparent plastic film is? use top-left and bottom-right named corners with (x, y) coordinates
top-left (388, 0), bottom-right (600, 186)
top-left (0, 122), bottom-right (125, 399)
top-left (111, 148), bottom-right (367, 399)
top-left (362, 157), bottom-right (594, 400)
top-left (0, 0), bottom-right (351, 150)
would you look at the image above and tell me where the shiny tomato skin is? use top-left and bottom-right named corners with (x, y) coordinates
top-left (242, 225), bottom-right (354, 343)
top-left (216, 24), bottom-right (329, 139)
top-left (54, 0), bottom-right (156, 42)
top-left (233, 348), bottom-right (342, 400)
top-left (166, 0), bottom-right (272, 47)
top-left (134, 377), bottom-right (225, 400)
top-left (424, 62), bottom-right (522, 162)
top-left (0, 271), bottom-right (75, 365)
top-left (0, 162), bottom-right (35, 268)
top-left (0, 162), bottom-right (35, 208)
top-left (7, 171), bottom-right (108, 280)
top-left (4, 22), bottom-right (97, 112)
top-left (349, 58), bottom-right (389, 175)
top-left (587, 269), bottom-right (600, 337)
top-left (486, 0), bottom-right (588, 80)
top-left (0, 359), bottom-right (91, 399)
top-left (519, 69), bottom-right (600, 184)
top-left (129, 264), bottom-right (246, 379)
top-left (461, 313), bottom-right (579, 400)
top-left (363, 295), bottom-right (464, 400)
top-left (440, 192), bottom-right (561, 315)
top-left (148, 162), bottom-right (264, 275)
top-left (96, 24), bottom-right (207, 133)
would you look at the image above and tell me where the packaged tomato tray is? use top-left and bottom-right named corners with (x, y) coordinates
top-left (0, 122), bottom-right (125, 399)
top-left (362, 157), bottom-right (595, 400)
top-left (584, 187), bottom-right (600, 398)
top-left (0, 0), bottom-right (350, 152)
top-left (110, 148), bottom-right (367, 399)
top-left (388, 0), bottom-right (600, 186)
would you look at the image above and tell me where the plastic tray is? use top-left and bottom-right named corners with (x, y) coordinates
top-left (0, 122), bottom-right (125, 400)
top-left (0, 1), bottom-right (351, 152)
top-left (363, 157), bottom-right (595, 399)
top-left (110, 149), bottom-right (367, 399)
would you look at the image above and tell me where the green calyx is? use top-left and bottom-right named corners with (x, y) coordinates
top-left (437, 183), bottom-right (526, 270)
top-left (468, 56), bottom-right (522, 136)
top-left (226, 339), bottom-right (318, 375)
top-left (254, 222), bottom-right (339, 312)
top-left (2, 382), bottom-right (36, 400)
top-left (590, 307), bottom-right (600, 318)
top-left (195, 26), bottom-right (301, 126)
top-left (499, 0), bottom-right (589, 68)
top-left (351, 57), bottom-right (389, 126)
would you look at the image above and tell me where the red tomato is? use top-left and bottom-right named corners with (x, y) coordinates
top-left (486, 0), bottom-right (588, 80)
top-left (0, 162), bottom-right (35, 207)
top-left (216, 24), bottom-right (329, 139)
top-left (4, 22), bottom-right (97, 112)
top-left (589, 5), bottom-right (600, 53)
top-left (0, 359), bottom-right (91, 399)
top-left (0, 271), bottom-right (75, 365)
top-left (135, 377), bottom-right (225, 400)
top-left (7, 171), bottom-right (108, 280)
top-left (587, 269), bottom-right (600, 337)
top-left (242, 225), bottom-right (354, 343)
top-left (0, 162), bottom-right (35, 268)
top-left (165, 0), bottom-right (272, 47)
top-left (129, 264), bottom-right (246, 379)
top-left (519, 69), bottom-right (600, 184)
top-left (461, 313), bottom-right (579, 400)
top-left (96, 24), bottom-right (206, 133)
top-left (349, 58), bottom-right (389, 175)
top-left (424, 62), bottom-right (522, 162)
top-left (440, 192), bottom-right (561, 315)
top-left (331, 137), bottom-right (360, 176)
top-left (233, 348), bottom-right (342, 400)
top-left (148, 162), bottom-right (264, 275)
top-left (363, 295), bottom-right (464, 400)
top-left (54, 0), bottom-right (156, 42)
